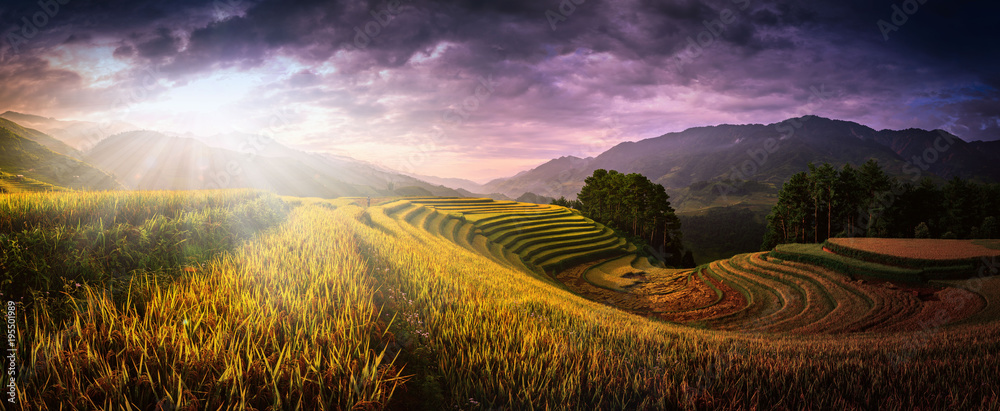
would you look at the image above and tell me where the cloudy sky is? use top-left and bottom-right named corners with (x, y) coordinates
top-left (1, 0), bottom-right (998, 181)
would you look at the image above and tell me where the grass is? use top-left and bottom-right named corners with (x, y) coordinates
top-left (11, 193), bottom-right (1000, 409)
top-left (1, 189), bottom-right (290, 322)
top-left (0, 171), bottom-right (68, 193)
top-left (21, 204), bottom-right (404, 409)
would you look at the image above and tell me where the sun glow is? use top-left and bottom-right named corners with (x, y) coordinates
top-left (122, 71), bottom-right (262, 135)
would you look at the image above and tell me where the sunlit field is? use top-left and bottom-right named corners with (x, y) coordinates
top-left (7, 192), bottom-right (1000, 410)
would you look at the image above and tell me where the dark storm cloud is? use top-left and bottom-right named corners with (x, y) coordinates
top-left (0, 0), bottom-right (998, 179)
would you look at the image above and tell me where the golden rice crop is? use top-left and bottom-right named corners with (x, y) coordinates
top-left (11, 194), bottom-right (1000, 410)
top-left (19, 204), bottom-right (405, 410)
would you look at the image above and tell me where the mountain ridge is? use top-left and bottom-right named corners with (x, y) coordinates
top-left (84, 129), bottom-right (469, 198)
top-left (482, 116), bottom-right (1000, 204)
top-left (0, 111), bottom-right (138, 151)
top-left (0, 119), bottom-right (123, 191)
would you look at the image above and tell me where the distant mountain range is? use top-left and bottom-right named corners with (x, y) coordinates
top-left (483, 116), bottom-right (1000, 208)
top-left (0, 118), bottom-right (122, 191)
top-left (4, 112), bottom-right (998, 205)
top-left (84, 130), bottom-right (468, 197)
top-left (401, 172), bottom-right (485, 193)
top-left (0, 113), bottom-right (472, 197)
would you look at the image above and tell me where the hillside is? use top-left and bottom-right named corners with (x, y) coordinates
top-left (85, 130), bottom-right (467, 197)
top-left (483, 116), bottom-right (1000, 202)
top-left (401, 171), bottom-right (485, 193)
top-left (0, 121), bottom-right (122, 191)
top-left (0, 117), bottom-right (82, 159)
top-left (0, 111), bottom-right (137, 150)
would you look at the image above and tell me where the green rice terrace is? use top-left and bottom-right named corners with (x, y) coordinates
top-left (383, 197), bottom-right (637, 274)
top-left (388, 197), bottom-right (1000, 335)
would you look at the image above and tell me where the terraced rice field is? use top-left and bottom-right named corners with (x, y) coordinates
top-left (827, 238), bottom-right (1000, 260)
top-left (0, 171), bottom-right (67, 193)
top-left (557, 250), bottom-right (996, 334)
top-left (384, 197), bottom-right (633, 274)
top-left (775, 241), bottom-right (998, 281)
top-left (386, 198), bottom-right (1000, 336)
top-left (18, 193), bottom-right (1000, 409)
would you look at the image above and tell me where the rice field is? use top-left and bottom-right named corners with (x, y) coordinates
top-left (388, 197), bottom-right (633, 275)
top-left (387, 198), bottom-right (1000, 335)
top-left (9, 194), bottom-right (1000, 409)
top-left (827, 238), bottom-right (1000, 260)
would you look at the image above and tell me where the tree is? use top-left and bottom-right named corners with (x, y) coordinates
top-left (835, 163), bottom-right (864, 236)
top-left (981, 216), bottom-right (998, 239)
top-left (808, 163), bottom-right (838, 242)
top-left (858, 159), bottom-right (893, 236)
top-left (763, 171), bottom-right (811, 248)
top-left (576, 169), bottom-right (689, 267)
top-left (551, 196), bottom-right (582, 209)
top-left (763, 159), bottom-right (1000, 246)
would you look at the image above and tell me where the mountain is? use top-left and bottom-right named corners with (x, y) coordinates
top-left (483, 156), bottom-right (592, 200)
top-left (0, 120), bottom-right (122, 191)
top-left (515, 192), bottom-right (555, 205)
top-left (0, 111), bottom-right (137, 151)
top-left (401, 172), bottom-right (485, 193)
top-left (85, 130), bottom-right (466, 197)
top-left (483, 116), bottom-right (1000, 206)
top-left (0, 118), bottom-right (82, 159)
top-left (970, 140), bottom-right (1000, 159)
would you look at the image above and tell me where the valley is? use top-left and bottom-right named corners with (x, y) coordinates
top-left (2, 115), bottom-right (998, 410)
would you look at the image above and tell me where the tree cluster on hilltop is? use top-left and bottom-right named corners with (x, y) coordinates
top-left (557, 169), bottom-right (693, 267)
top-left (763, 159), bottom-right (1000, 249)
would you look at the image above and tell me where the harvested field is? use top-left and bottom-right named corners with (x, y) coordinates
top-left (828, 237), bottom-right (1000, 260)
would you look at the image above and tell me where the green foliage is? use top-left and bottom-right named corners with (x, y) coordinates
top-left (0, 189), bottom-right (290, 320)
top-left (980, 216), bottom-right (998, 239)
top-left (763, 160), bottom-right (1000, 248)
top-left (576, 169), bottom-right (690, 267)
top-left (550, 196), bottom-right (582, 209)
top-left (915, 222), bottom-right (931, 239)
top-left (680, 206), bottom-right (767, 264)
top-left (0, 122), bottom-right (122, 190)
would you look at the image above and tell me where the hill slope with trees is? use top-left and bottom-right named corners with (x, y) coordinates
top-left (763, 159), bottom-right (1000, 249)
